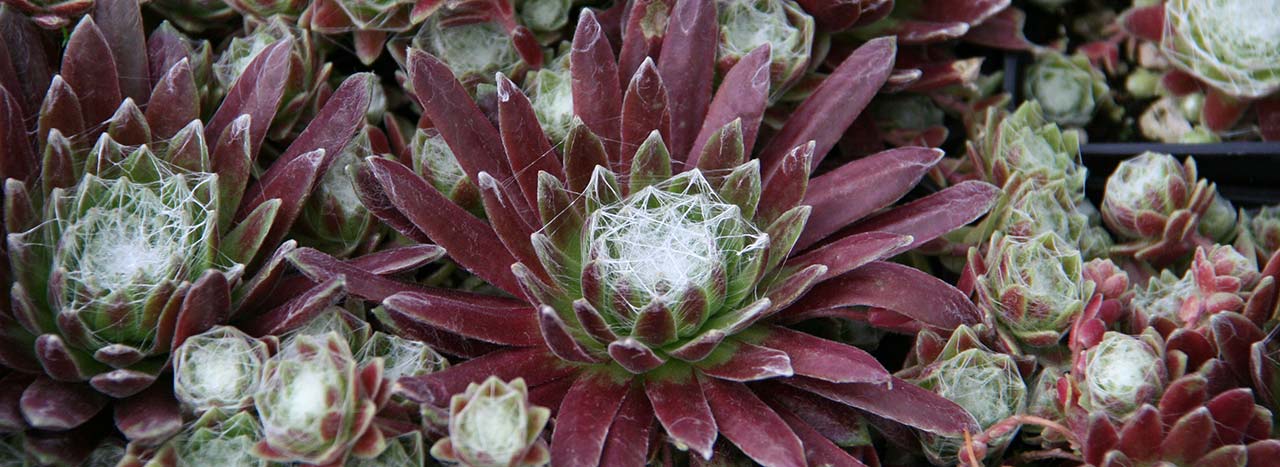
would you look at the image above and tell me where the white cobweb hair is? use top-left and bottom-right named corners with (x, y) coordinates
top-left (579, 168), bottom-right (768, 322)
top-left (49, 155), bottom-right (217, 348)
top-left (1085, 331), bottom-right (1161, 418)
top-left (922, 348), bottom-right (1027, 461)
top-left (1162, 0), bottom-right (1280, 99)
top-left (173, 328), bottom-right (267, 413)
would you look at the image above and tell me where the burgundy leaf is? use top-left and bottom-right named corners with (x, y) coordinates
top-left (19, 377), bottom-right (108, 430)
top-left (92, 0), bottom-right (149, 104)
top-left (657, 0), bottom-right (717, 160)
top-left (62, 16), bottom-right (122, 126)
top-left (0, 87), bottom-right (36, 184)
top-left (758, 142), bottom-right (814, 224)
top-left (113, 382), bottom-right (181, 446)
top-left (698, 341), bottom-right (794, 382)
top-left (799, 147), bottom-right (944, 249)
top-left (840, 180), bottom-right (999, 251)
top-left (397, 347), bottom-right (575, 405)
top-left (759, 326), bottom-right (889, 384)
top-left (477, 172), bottom-right (545, 280)
top-left (496, 74), bottom-right (562, 210)
top-left (571, 10), bottom-right (624, 166)
top-left (171, 269), bottom-right (229, 350)
top-left (408, 52), bottom-right (515, 189)
top-left (774, 402), bottom-right (869, 467)
top-left (787, 232), bottom-right (913, 280)
top-left (539, 306), bottom-right (603, 363)
top-left (785, 376), bottom-right (980, 437)
top-left (699, 375), bottom-right (806, 467)
top-left (645, 369), bottom-right (718, 459)
top-left (782, 261), bottom-right (981, 331)
top-left (760, 37), bottom-right (896, 177)
top-left (689, 44), bottom-right (771, 166)
top-left (204, 38), bottom-right (291, 160)
top-left (608, 338), bottom-right (667, 374)
top-left (617, 0), bottom-right (670, 81)
top-left (1159, 407), bottom-right (1213, 463)
top-left (365, 157), bottom-right (521, 295)
top-left (551, 372), bottom-right (631, 466)
top-left (620, 58), bottom-right (672, 174)
top-left (36, 77), bottom-right (85, 148)
top-left (599, 384), bottom-right (655, 467)
top-left (382, 291), bottom-right (541, 346)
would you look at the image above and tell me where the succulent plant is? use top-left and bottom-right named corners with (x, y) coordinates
top-left (0, 0), bottom-right (375, 454)
top-left (1052, 324), bottom-right (1280, 467)
top-left (251, 331), bottom-right (391, 464)
top-left (118, 408), bottom-right (266, 467)
top-left (982, 177), bottom-right (1112, 260)
top-left (970, 233), bottom-right (1091, 348)
top-left (213, 16), bottom-right (332, 140)
top-left (1162, 0), bottom-right (1280, 100)
top-left (293, 127), bottom-right (386, 257)
top-left (1102, 152), bottom-right (1231, 265)
top-left (390, 3), bottom-right (543, 88)
top-left (1237, 205), bottom-right (1280, 265)
top-left (1023, 51), bottom-right (1116, 127)
top-left (716, 0), bottom-right (815, 99)
top-left (430, 376), bottom-right (550, 467)
top-left (408, 127), bottom-right (482, 213)
top-left (1074, 330), bottom-right (1168, 421)
top-left (966, 101), bottom-right (1087, 200)
top-left (1120, 0), bottom-right (1280, 139)
top-left (172, 326), bottom-right (274, 414)
top-left (903, 326), bottom-right (1028, 465)
top-left (287, 4), bottom-right (1003, 465)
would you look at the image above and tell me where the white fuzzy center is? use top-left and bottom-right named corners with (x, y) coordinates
top-left (457, 392), bottom-right (526, 464)
top-left (281, 366), bottom-right (330, 425)
top-left (585, 172), bottom-right (766, 315)
top-left (1086, 333), bottom-right (1158, 409)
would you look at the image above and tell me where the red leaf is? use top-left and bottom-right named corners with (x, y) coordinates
top-left (782, 261), bottom-right (981, 331)
top-left (382, 291), bottom-right (542, 347)
top-left (365, 157), bottom-right (521, 295)
top-left (645, 369), bottom-right (718, 459)
top-left (690, 44), bottom-right (771, 165)
top-left (760, 37), bottom-right (896, 177)
top-left (551, 373), bottom-right (631, 466)
top-left (657, 0), bottom-right (718, 160)
top-left (785, 376), bottom-right (980, 437)
top-left (840, 180), bottom-right (999, 251)
top-left (397, 347), bottom-right (575, 405)
top-left (698, 341), bottom-right (794, 382)
top-left (759, 326), bottom-right (889, 384)
top-left (571, 10), bottom-right (623, 166)
top-left (699, 375), bottom-right (806, 467)
top-left (599, 384), bottom-right (655, 466)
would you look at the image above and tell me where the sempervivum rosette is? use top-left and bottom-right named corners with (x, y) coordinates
top-left (1237, 205), bottom-right (1280, 265)
top-left (0, 0), bottom-right (376, 459)
top-left (716, 0), bottom-right (815, 99)
top-left (429, 376), bottom-right (550, 467)
top-left (115, 304), bottom-right (447, 466)
top-left (900, 325), bottom-right (1028, 465)
top-left (288, 2), bottom-right (1003, 465)
top-left (1101, 152), bottom-right (1236, 265)
top-left (969, 232), bottom-right (1092, 348)
top-left (1120, 0), bottom-right (1280, 140)
top-left (1047, 326), bottom-right (1280, 467)
top-left (1023, 50), bottom-right (1118, 128)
